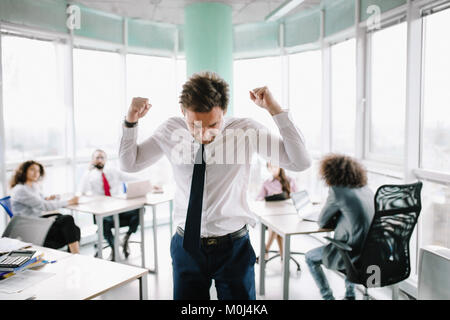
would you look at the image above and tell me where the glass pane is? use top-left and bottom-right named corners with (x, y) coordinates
top-left (233, 56), bottom-right (283, 133)
top-left (369, 23), bottom-right (407, 159)
top-left (176, 59), bottom-right (187, 97)
top-left (73, 49), bottom-right (123, 159)
top-left (6, 164), bottom-right (72, 196)
top-left (419, 181), bottom-right (450, 250)
top-left (289, 50), bottom-right (322, 152)
top-left (331, 39), bottom-right (356, 155)
top-left (126, 54), bottom-right (179, 140)
top-left (1, 36), bottom-right (66, 162)
top-left (422, 9), bottom-right (450, 173)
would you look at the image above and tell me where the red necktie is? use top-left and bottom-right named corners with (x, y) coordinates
top-left (102, 172), bottom-right (111, 197)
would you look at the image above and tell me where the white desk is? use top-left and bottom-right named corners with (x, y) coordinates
top-left (249, 200), bottom-right (331, 300)
top-left (248, 199), bottom-right (298, 217)
top-left (0, 245), bottom-right (148, 300)
top-left (66, 196), bottom-right (147, 268)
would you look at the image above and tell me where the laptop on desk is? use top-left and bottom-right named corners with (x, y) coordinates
top-left (291, 190), bottom-right (321, 222)
top-left (116, 180), bottom-right (152, 200)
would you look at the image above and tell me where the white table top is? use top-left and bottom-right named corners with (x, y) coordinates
top-left (260, 214), bottom-right (332, 237)
top-left (65, 196), bottom-right (146, 217)
top-left (248, 199), bottom-right (298, 217)
top-left (144, 191), bottom-right (174, 205)
top-left (0, 245), bottom-right (148, 300)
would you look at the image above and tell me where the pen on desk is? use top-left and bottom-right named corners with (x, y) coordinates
top-left (25, 295), bottom-right (36, 300)
top-left (42, 260), bottom-right (57, 264)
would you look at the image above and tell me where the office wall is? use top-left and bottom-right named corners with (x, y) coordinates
top-left (284, 8), bottom-right (321, 47)
top-left (0, 0), bottom-right (68, 33)
top-left (127, 19), bottom-right (176, 53)
top-left (234, 21), bottom-right (280, 55)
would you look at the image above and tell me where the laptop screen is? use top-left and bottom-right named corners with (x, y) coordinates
top-left (291, 191), bottom-right (311, 212)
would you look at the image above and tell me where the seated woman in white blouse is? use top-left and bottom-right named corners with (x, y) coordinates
top-left (9, 160), bottom-right (81, 253)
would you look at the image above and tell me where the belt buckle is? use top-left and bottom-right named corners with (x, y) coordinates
top-left (206, 238), bottom-right (218, 246)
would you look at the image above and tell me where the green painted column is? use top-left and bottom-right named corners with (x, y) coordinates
top-left (184, 2), bottom-right (234, 115)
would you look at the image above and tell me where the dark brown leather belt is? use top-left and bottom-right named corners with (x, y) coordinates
top-left (176, 225), bottom-right (248, 246)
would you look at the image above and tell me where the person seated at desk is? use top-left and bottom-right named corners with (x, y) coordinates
top-left (78, 149), bottom-right (148, 260)
top-left (256, 162), bottom-right (298, 260)
top-left (305, 154), bottom-right (374, 300)
top-left (9, 160), bottom-right (81, 253)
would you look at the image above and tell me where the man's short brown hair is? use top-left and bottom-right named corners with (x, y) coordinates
top-left (319, 154), bottom-right (368, 188)
top-left (179, 71), bottom-right (229, 113)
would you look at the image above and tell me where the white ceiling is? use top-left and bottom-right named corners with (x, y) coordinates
top-left (73, 0), bottom-right (322, 25)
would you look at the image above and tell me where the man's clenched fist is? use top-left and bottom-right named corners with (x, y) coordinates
top-left (127, 97), bottom-right (152, 123)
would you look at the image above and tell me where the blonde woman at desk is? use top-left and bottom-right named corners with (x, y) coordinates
top-left (256, 162), bottom-right (298, 260)
top-left (9, 160), bottom-right (81, 253)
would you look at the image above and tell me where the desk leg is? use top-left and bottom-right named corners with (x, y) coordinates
top-left (169, 200), bottom-right (173, 236)
top-left (282, 235), bottom-right (291, 300)
top-left (152, 205), bottom-right (158, 273)
top-left (139, 273), bottom-right (148, 300)
top-left (95, 216), bottom-right (103, 259)
top-left (139, 207), bottom-right (146, 269)
top-left (259, 222), bottom-right (266, 296)
top-left (113, 214), bottom-right (120, 262)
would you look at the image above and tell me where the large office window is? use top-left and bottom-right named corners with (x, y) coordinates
top-left (368, 23), bottom-right (407, 161)
top-left (289, 50), bottom-right (322, 152)
top-left (1, 35), bottom-right (66, 163)
top-left (233, 56), bottom-right (282, 133)
top-left (176, 58), bottom-right (187, 97)
top-left (420, 181), bottom-right (450, 250)
top-left (126, 54), bottom-right (180, 188)
top-left (421, 9), bottom-right (450, 173)
top-left (126, 54), bottom-right (179, 140)
top-left (331, 39), bottom-right (356, 155)
top-left (73, 48), bottom-right (123, 159)
top-left (419, 8), bottom-right (450, 251)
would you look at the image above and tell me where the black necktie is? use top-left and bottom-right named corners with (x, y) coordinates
top-left (183, 144), bottom-right (206, 253)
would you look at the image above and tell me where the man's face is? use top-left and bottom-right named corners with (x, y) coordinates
top-left (182, 106), bottom-right (224, 144)
top-left (92, 151), bottom-right (106, 169)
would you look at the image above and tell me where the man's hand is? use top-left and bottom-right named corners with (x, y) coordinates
top-left (127, 97), bottom-right (152, 123)
top-left (249, 87), bottom-right (283, 116)
top-left (45, 195), bottom-right (58, 201)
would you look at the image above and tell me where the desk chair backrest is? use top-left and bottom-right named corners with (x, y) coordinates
top-left (353, 182), bottom-right (423, 287)
top-left (0, 196), bottom-right (13, 218)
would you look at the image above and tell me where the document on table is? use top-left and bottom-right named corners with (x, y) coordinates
top-left (0, 237), bottom-right (31, 254)
top-left (0, 269), bottom-right (55, 294)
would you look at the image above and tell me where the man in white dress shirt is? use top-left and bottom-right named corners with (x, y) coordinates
top-left (119, 71), bottom-right (311, 300)
top-left (78, 149), bottom-right (140, 260)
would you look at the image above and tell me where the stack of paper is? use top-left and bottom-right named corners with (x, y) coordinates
top-left (0, 238), bottom-right (31, 254)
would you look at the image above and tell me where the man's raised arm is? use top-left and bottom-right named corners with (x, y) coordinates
top-left (119, 97), bottom-right (164, 173)
top-left (250, 86), bottom-right (312, 172)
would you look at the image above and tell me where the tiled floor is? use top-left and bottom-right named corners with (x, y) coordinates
top-left (79, 221), bottom-right (390, 300)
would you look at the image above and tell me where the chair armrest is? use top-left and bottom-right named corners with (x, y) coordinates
top-left (324, 236), bottom-right (352, 252)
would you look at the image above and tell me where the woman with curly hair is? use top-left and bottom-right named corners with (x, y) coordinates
top-left (9, 160), bottom-right (81, 253)
top-left (305, 154), bottom-right (375, 300)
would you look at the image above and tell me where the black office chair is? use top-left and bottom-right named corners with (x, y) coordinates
top-left (325, 181), bottom-right (423, 300)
